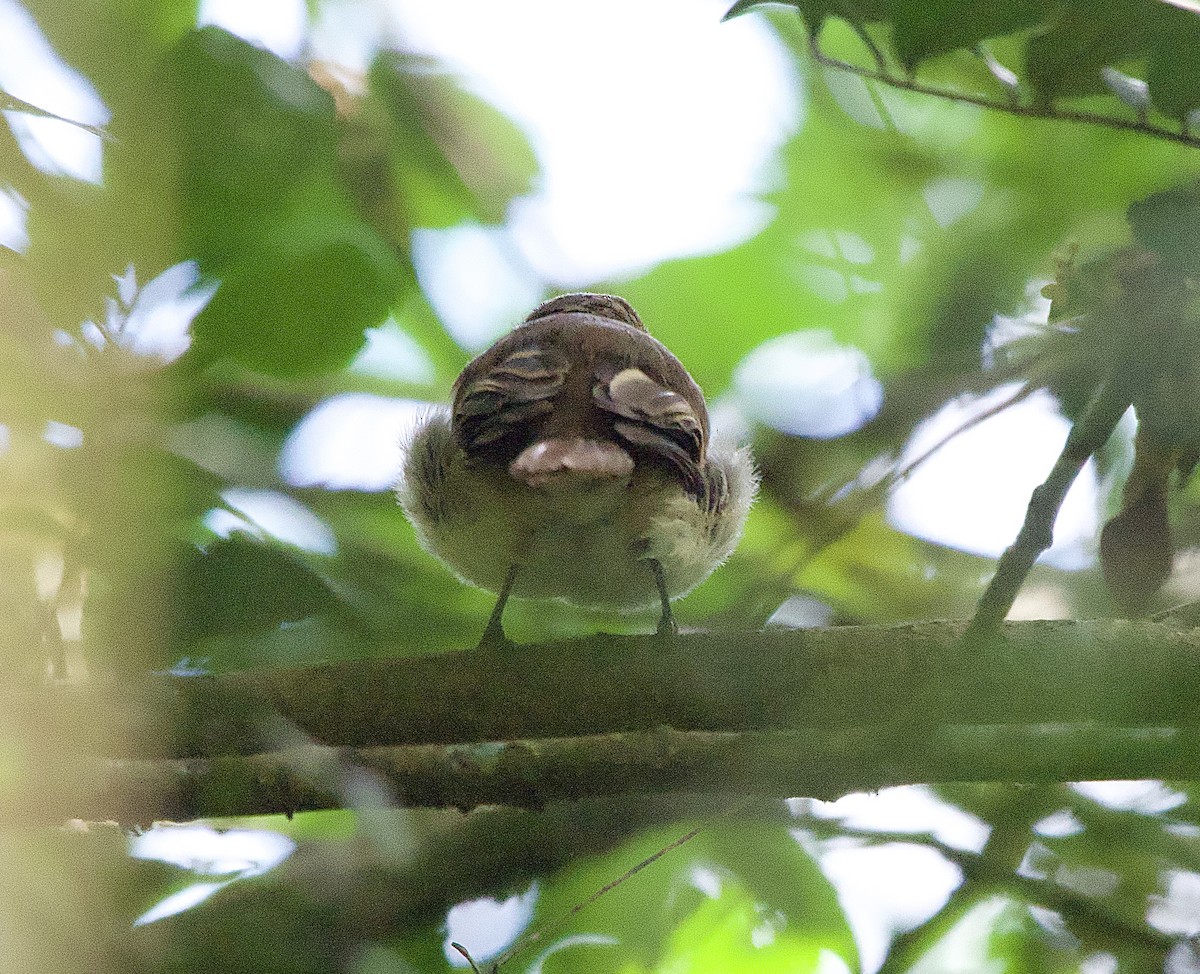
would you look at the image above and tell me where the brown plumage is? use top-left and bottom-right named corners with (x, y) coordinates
top-left (398, 293), bottom-right (757, 645)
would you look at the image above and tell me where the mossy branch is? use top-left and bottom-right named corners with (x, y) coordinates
top-left (14, 618), bottom-right (1200, 823)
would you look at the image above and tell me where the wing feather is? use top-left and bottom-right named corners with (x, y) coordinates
top-left (454, 346), bottom-right (570, 457)
top-left (594, 367), bottom-right (708, 498)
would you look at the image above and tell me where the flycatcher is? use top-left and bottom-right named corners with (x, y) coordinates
top-left (398, 293), bottom-right (757, 644)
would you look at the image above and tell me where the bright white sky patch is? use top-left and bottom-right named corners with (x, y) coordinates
top-left (411, 224), bottom-right (544, 351)
top-left (132, 824), bottom-right (296, 925)
top-left (1071, 781), bottom-right (1186, 814)
top-left (804, 786), bottom-right (991, 853)
top-left (109, 261), bottom-right (215, 363)
top-left (888, 386), bottom-right (1100, 568)
top-left (0, 0), bottom-right (108, 123)
top-left (0, 0), bottom-right (108, 183)
top-left (444, 885), bottom-right (538, 967)
top-left (216, 488), bottom-right (338, 554)
top-left (281, 394), bottom-right (433, 491)
top-left (734, 330), bottom-right (884, 438)
top-left (1033, 808), bottom-right (1085, 838)
top-left (350, 319), bottom-right (437, 383)
top-left (794, 787), bottom-right (990, 972)
top-left (0, 186), bottom-right (28, 251)
top-left (387, 0), bottom-right (799, 284)
top-left (1147, 870), bottom-right (1200, 937)
top-left (817, 840), bottom-right (963, 973)
top-left (198, 0), bottom-right (307, 59)
top-left (4, 111), bottom-right (102, 183)
top-left (43, 420), bottom-right (83, 449)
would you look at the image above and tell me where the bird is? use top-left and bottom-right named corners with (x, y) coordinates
top-left (397, 292), bottom-right (757, 645)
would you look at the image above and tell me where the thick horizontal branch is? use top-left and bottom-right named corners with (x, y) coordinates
top-left (21, 619), bottom-right (1200, 759)
top-left (17, 618), bottom-right (1200, 822)
top-left (24, 722), bottom-right (1200, 824)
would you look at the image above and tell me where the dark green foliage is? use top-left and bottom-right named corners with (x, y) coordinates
top-left (191, 216), bottom-right (403, 376)
top-left (729, 0), bottom-right (1200, 122)
top-left (1129, 180), bottom-right (1200, 276)
top-left (162, 28), bottom-right (341, 265)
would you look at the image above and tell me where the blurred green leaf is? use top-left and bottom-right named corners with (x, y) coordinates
top-left (1128, 179), bottom-right (1200, 275)
top-left (170, 534), bottom-right (345, 655)
top-left (887, 0), bottom-right (1043, 73)
top-left (161, 28), bottom-right (340, 265)
top-left (979, 900), bottom-right (1082, 974)
top-left (190, 215), bottom-right (403, 377)
top-left (364, 53), bottom-right (538, 230)
top-left (483, 822), bottom-right (848, 974)
top-left (1023, 0), bottom-right (1154, 104)
top-left (1147, 6), bottom-right (1200, 122)
top-left (698, 824), bottom-right (857, 968)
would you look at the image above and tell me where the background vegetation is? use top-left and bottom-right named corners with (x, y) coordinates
top-left (4, 0), bottom-right (1200, 971)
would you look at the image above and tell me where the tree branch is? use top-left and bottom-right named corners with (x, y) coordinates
top-left (807, 39), bottom-right (1200, 152)
top-left (0, 92), bottom-right (112, 140)
top-left (27, 722), bottom-right (1200, 825)
top-left (966, 384), bottom-right (1130, 639)
top-left (22, 619), bottom-right (1200, 761)
top-left (15, 618), bottom-right (1200, 822)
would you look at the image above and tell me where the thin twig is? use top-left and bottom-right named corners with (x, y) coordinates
top-left (0, 93), bottom-right (113, 141)
top-left (839, 0), bottom-right (889, 72)
top-left (888, 383), bottom-right (1034, 489)
top-left (450, 943), bottom-right (483, 974)
top-left (1150, 599), bottom-right (1200, 630)
top-left (863, 74), bottom-right (899, 133)
top-left (491, 824), bottom-right (706, 970)
top-left (807, 40), bottom-right (1200, 151)
top-left (489, 797), bottom-right (760, 971)
top-left (965, 381), bottom-right (1131, 640)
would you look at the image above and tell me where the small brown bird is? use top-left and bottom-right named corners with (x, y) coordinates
top-left (398, 293), bottom-right (757, 644)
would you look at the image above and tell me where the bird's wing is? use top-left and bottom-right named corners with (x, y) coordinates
top-left (593, 367), bottom-right (710, 502)
top-left (453, 345), bottom-right (571, 457)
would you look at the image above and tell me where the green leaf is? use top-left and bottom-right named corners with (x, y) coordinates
top-left (170, 534), bottom-right (345, 653)
top-left (659, 885), bottom-right (827, 973)
top-left (696, 824), bottom-right (858, 969)
top-left (489, 822), bottom-right (854, 974)
top-left (889, 0), bottom-right (1043, 73)
top-left (1128, 180), bottom-right (1200, 276)
top-left (190, 216), bottom-right (403, 377)
top-left (1147, 6), bottom-right (1200, 122)
top-left (368, 53), bottom-right (538, 228)
top-left (160, 27), bottom-right (340, 266)
top-left (511, 827), bottom-right (705, 973)
top-left (1023, 0), bottom-right (1155, 105)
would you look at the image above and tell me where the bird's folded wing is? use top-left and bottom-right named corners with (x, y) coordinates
top-left (593, 367), bottom-right (710, 503)
top-left (454, 346), bottom-right (571, 455)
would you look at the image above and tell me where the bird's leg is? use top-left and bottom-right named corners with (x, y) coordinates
top-left (479, 564), bottom-right (519, 648)
top-left (648, 558), bottom-right (677, 637)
